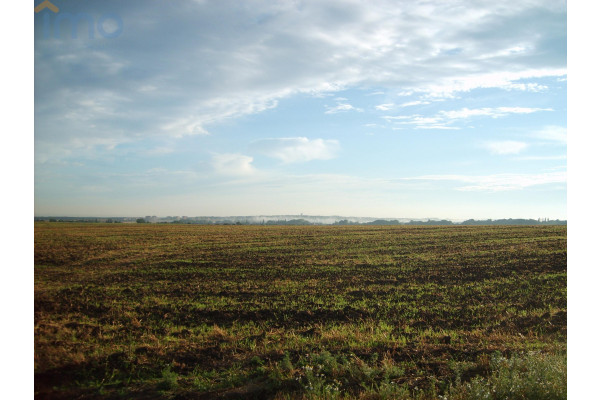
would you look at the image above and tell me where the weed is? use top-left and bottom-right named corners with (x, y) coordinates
top-left (446, 351), bottom-right (566, 399)
top-left (157, 365), bottom-right (178, 391)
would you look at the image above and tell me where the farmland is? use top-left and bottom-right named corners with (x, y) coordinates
top-left (34, 223), bottom-right (566, 399)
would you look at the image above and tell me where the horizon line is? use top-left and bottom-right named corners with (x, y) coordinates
top-left (33, 214), bottom-right (567, 222)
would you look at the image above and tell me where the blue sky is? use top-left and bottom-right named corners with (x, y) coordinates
top-left (34, 0), bottom-right (567, 219)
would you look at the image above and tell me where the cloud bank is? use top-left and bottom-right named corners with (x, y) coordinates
top-left (251, 137), bottom-right (340, 163)
top-left (35, 0), bottom-right (566, 162)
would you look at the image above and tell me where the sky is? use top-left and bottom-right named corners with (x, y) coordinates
top-left (34, 0), bottom-right (567, 220)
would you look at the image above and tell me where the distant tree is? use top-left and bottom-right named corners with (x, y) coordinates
top-left (136, 218), bottom-right (146, 223)
top-left (367, 219), bottom-right (400, 225)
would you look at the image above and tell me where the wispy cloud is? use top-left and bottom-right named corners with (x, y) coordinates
top-left (516, 155), bottom-right (566, 161)
top-left (400, 100), bottom-right (431, 107)
top-left (530, 125), bottom-right (567, 144)
top-left (375, 103), bottom-right (395, 111)
top-left (439, 107), bottom-right (552, 120)
top-left (475, 45), bottom-right (530, 60)
top-left (419, 69), bottom-right (565, 99)
top-left (384, 107), bottom-right (551, 129)
top-left (406, 171), bottom-right (566, 192)
top-left (325, 103), bottom-right (363, 114)
top-left (251, 137), bottom-right (340, 163)
top-left (161, 96), bottom-right (280, 137)
top-left (212, 153), bottom-right (256, 176)
top-left (484, 141), bottom-right (529, 155)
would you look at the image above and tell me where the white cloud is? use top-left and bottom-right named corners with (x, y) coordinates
top-left (475, 45), bottom-right (529, 60)
top-left (439, 107), bottom-right (552, 120)
top-left (161, 117), bottom-right (209, 137)
top-left (251, 137), bottom-right (340, 163)
top-left (407, 171), bottom-right (566, 192)
top-left (375, 103), bottom-right (395, 111)
top-left (414, 125), bottom-right (460, 130)
top-left (161, 96), bottom-right (280, 137)
top-left (212, 153), bottom-right (256, 176)
top-left (384, 106), bottom-right (552, 129)
top-left (531, 125), bottom-right (567, 144)
top-left (516, 155), bottom-right (566, 161)
top-left (505, 82), bottom-right (548, 92)
top-left (419, 69), bottom-right (565, 99)
top-left (484, 141), bottom-right (529, 155)
top-left (138, 85), bottom-right (158, 93)
top-left (325, 103), bottom-right (363, 114)
top-left (400, 100), bottom-right (431, 107)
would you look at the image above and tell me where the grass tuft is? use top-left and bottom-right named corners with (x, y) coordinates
top-left (157, 365), bottom-right (179, 391)
top-left (446, 351), bottom-right (566, 400)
